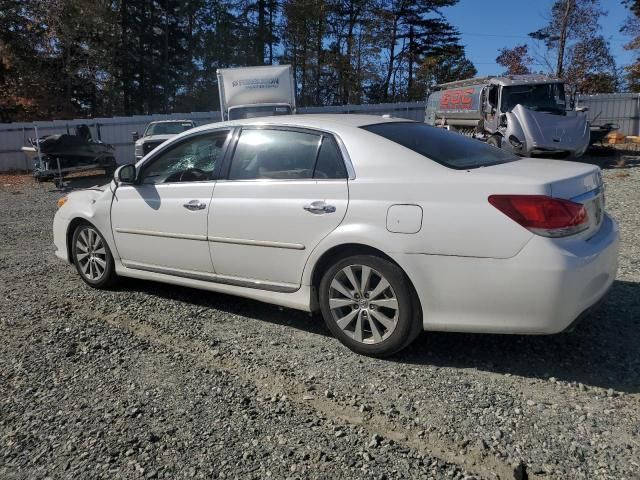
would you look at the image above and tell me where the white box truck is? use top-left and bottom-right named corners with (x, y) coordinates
top-left (217, 65), bottom-right (296, 121)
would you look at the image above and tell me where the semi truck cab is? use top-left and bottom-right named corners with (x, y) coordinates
top-left (426, 75), bottom-right (590, 158)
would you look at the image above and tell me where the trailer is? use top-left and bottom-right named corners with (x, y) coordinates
top-left (425, 75), bottom-right (590, 158)
top-left (217, 65), bottom-right (296, 121)
top-left (22, 124), bottom-right (116, 187)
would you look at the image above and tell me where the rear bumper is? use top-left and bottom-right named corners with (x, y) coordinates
top-left (562, 291), bottom-right (609, 333)
top-left (394, 214), bottom-right (619, 334)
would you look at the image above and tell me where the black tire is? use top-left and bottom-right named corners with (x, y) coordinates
top-left (318, 254), bottom-right (421, 357)
top-left (487, 135), bottom-right (502, 149)
top-left (71, 222), bottom-right (118, 289)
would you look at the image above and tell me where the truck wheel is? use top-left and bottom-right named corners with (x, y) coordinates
top-left (487, 135), bottom-right (502, 149)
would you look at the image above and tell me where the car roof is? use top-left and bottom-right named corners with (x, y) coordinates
top-left (191, 114), bottom-right (410, 135)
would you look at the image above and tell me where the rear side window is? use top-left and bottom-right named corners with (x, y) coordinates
top-left (361, 122), bottom-right (518, 169)
top-left (228, 129), bottom-right (347, 180)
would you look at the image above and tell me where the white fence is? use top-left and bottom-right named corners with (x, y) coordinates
top-left (0, 102), bottom-right (426, 172)
top-left (576, 93), bottom-right (640, 138)
top-left (0, 111), bottom-right (222, 172)
top-left (1, 95), bottom-right (638, 172)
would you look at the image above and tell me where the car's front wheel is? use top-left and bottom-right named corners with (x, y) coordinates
top-left (319, 255), bottom-right (421, 357)
top-left (71, 223), bottom-right (118, 288)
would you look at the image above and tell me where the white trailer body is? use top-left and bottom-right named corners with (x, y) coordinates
top-left (217, 65), bottom-right (296, 121)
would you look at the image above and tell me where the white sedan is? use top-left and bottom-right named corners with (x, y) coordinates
top-left (53, 115), bottom-right (619, 357)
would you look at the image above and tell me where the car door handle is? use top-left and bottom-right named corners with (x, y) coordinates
top-left (303, 201), bottom-right (336, 214)
top-left (183, 200), bottom-right (207, 211)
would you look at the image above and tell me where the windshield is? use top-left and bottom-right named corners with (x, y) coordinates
top-left (361, 122), bottom-right (518, 170)
top-left (500, 83), bottom-right (566, 114)
top-left (144, 121), bottom-right (194, 136)
top-left (228, 105), bottom-right (292, 120)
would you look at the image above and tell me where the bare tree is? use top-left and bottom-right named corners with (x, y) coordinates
top-left (530, 0), bottom-right (603, 77)
top-left (529, 0), bottom-right (617, 92)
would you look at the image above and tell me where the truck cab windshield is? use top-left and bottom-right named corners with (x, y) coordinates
top-left (144, 122), bottom-right (194, 136)
top-left (500, 83), bottom-right (566, 114)
top-left (228, 105), bottom-right (292, 120)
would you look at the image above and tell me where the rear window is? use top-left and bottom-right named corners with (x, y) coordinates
top-left (361, 122), bottom-right (518, 169)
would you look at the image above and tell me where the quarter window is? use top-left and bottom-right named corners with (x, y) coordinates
top-left (228, 129), bottom-right (347, 180)
top-left (314, 136), bottom-right (347, 179)
top-left (139, 131), bottom-right (230, 184)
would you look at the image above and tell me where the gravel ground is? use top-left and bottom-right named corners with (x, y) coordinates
top-left (1, 151), bottom-right (639, 480)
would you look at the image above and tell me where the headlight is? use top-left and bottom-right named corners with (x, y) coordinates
top-left (57, 196), bottom-right (68, 208)
top-left (508, 135), bottom-right (524, 150)
top-left (135, 143), bottom-right (143, 155)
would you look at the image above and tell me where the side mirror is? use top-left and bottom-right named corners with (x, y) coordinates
top-left (132, 131), bottom-right (139, 142)
top-left (115, 164), bottom-right (136, 184)
top-left (575, 106), bottom-right (589, 113)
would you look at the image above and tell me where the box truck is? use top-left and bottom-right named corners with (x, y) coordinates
top-left (217, 65), bottom-right (296, 121)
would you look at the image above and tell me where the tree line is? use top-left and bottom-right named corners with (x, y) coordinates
top-left (0, 0), bottom-right (475, 121)
top-left (0, 0), bottom-right (639, 122)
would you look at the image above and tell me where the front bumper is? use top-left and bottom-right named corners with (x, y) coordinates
top-left (526, 138), bottom-right (589, 158)
top-left (394, 214), bottom-right (619, 334)
top-left (53, 209), bottom-right (71, 263)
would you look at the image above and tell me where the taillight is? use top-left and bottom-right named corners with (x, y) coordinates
top-left (489, 195), bottom-right (589, 237)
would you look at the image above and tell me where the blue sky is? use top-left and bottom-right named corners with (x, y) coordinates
top-left (441, 0), bottom-right (633, 76)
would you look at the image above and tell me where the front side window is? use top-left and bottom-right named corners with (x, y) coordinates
top-left (139, 131), bottom-right (230, 184)
top-left (228, 129), bottom-right (347, 180)
top-left (362, 122), bottom-right (518, 170)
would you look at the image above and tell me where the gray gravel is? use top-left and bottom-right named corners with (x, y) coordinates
top-left (1, 152), bottom-right (639, 480)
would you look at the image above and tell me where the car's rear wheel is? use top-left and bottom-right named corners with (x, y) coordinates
top-left (319, 255), bottom-right (421, 357)
top-left (71, 223), bottom-right (118, 288)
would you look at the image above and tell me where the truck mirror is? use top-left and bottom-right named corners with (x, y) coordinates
top-left (132, 132), bottom-right (139, 142)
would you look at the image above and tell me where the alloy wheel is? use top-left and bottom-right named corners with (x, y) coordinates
top-left (75, 227), bottom-right (108, 282)
top-left (328, 265), bottom-right (399, 344)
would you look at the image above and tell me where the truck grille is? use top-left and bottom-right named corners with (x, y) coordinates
top-left (143, 141), bottom-right (164, 155)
